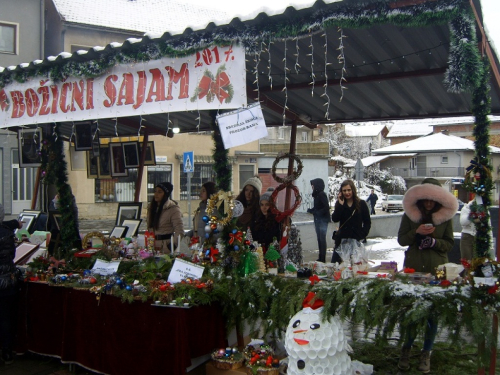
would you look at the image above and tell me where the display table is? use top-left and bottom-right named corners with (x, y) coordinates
top-left (15, 282), bottom-right (227, 375)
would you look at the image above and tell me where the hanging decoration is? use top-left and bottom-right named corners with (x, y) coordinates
top-left (322, 30), bottom-right (331, 119)
top-left (337, 27), bottom-right (347, 102)
top-left (308, 33), bottom-right (315, 96)
top-left (282, 39), bottom-right (289, 126)
top-left (206, 190), bottom-right (235, 227)
top-left (270, 184), bottom-right (302, 222)
top-left (271, 153), bottom-right (303, 184)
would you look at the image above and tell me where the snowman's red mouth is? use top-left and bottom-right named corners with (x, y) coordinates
top-left (294, 338), bottom-right (309, 345)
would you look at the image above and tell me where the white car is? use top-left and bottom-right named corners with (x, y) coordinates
top-left (381, 195), bottom-right (404, 212)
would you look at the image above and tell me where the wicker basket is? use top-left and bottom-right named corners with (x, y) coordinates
top-left (245, 367), bottom-right (279, 375)
top-left (211, 359), bottom-right (244, 370)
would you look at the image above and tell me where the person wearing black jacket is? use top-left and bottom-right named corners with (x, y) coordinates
top-left (250, 189), bottom-right (281, 253)
top-left (331, 179), bottom-right (371, 263)
top-left (307, 178), bottom-right (331, 262)
top-left (366, 189), bottom-right (378, 215)
top-left (0, 205), bottom-right (22, 365)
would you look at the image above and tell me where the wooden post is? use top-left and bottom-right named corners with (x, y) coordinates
top-left (134, 132), bottom-right (148, 202)
top-left (31, 167), bottom-right (42, 210)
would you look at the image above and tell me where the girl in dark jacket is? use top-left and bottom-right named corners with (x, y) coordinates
top-left (0, 205), bottom-right (22, 365)
top-left (250, 189), bottom-right (281, 253)
top-left (331, 179), bottom-right (371, 263)
top-left (307, 178), bottom-right (331, 262)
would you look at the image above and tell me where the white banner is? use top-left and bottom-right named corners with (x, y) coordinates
top-left (0, 45), bottom-right (246, 127)
top-left (216, 102), bottom-right (268, 149)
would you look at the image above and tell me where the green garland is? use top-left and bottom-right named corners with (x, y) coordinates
top-left (0, 0), bottom-right (477, 95)
top-left (210, 110), bottom-right (231, 191)
top-left (40, 125), bottom-right (80, 255)
top-left (468, 58), bottom-right (494, 259)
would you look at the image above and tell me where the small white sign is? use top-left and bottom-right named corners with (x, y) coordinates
top-left (167, 258), bottom-right (205, 284)
top-left (216, 103), bottom-right (268, 149)
top-left (92, 259), bottom-right (121, 276)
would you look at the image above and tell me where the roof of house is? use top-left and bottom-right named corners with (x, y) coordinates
top-left (373, 132), bottom-right (500, 154)
top-left (344, 124), bottom-right (387, 137)
top-left (345, 155), bottom-right (389, 168)
top-left (51, 0), bottom-right (230, 35)
top-left (386, 120), bottom-right (434, 137)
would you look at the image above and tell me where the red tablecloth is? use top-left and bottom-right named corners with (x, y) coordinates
top-left (16, 282), bottom-right (227, 375)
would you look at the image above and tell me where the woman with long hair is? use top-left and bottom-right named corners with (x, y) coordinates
top-left (235, 176), bottom-right (262, 229)
top-left (397, 178), bottom-right (457, 373)
top-left (147, 182), bottom-right (184, 253)
top-left (330, 179), bottom-right (371, 263)
top-left (250, 188), bottom-right (281, 253)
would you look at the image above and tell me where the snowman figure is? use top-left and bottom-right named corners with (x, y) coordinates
top-left (284, 292), bottom-right (353, 375)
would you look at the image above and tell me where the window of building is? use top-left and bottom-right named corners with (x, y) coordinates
top-left (278, 128), bottom-right (285, 139)
top-left (0, 22), bottom-right (17, 54)
top-left (95, 169), bottom-right (138, 203)
top-left (239, 164), bottom-right (255, 192)
top-left (441, 156), bottom-right (448, 164)
top-left (179, 163), bottom-right (216, 200)
top-left (301, 131), bottom-right (308, 142)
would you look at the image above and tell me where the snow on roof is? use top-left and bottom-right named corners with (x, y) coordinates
top-left (344, 124), bottom-right (386, 137)
top-left (330, 155), bottom-right (355, 164)
top-left (373, 133), bottom-right (500, 154)
top-left (344, 155), bottom-right (389, 168)
top-left (51, 0), bottom-right (231, 35)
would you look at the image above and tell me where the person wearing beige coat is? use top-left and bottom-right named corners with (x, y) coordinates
top-left (147, 182), bottom-right (184, 253)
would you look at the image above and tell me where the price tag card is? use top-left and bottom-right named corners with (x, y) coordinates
top-left (92, 259), bottom-right (121, 276)
top-left (167, 258), bottom-right (205, 284)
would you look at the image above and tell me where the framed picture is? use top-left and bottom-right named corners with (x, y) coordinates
top-left (98, 144), bottom-right (111, 179)
top-left (122, 219), bottom-right (142, 238)
top-left (75, 122), bottom-right (93, 151)
top-left (14, 243), bottom-right (40, 265)
top-left (122, 142), bottom-right (140, 168)
top-left (115, 202), bottom-right (143, 226)
top-left (87, 152), bottom-right (98, 179)
top-left (140, 141), bottom-right (156, 166)
top-left (109, 226), bottom-right (127, 239)
top-left (22, 210), bottom-right (41, 219)
top-left (48, 211), bottom-right (62, 231)
top-left (17, 213), bottom-right (37, 233)
top-left (70, 144), bottom-right (87, 171)
top-left (110, 143), bottom-right (128, 177)
top-left (18, 128), bottom-right (42, 167)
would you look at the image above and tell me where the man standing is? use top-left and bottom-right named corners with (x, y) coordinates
top-left (366, 189), bottom-right (378, 215)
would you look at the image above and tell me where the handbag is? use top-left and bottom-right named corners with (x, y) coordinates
top-left (332, 209), bottom-right (356, 245)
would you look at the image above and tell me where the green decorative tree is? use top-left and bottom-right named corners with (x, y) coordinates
top-left (210, 110), bottom-right (231, 192)
top-left (264, 240), bottom-right (281, 269)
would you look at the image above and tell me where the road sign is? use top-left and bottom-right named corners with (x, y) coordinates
top-left (183, 151), bottom-right (194, 173)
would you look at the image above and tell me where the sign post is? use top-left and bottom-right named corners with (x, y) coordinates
top-left (355, 158), bottom-right (364, 187)
top-left (183, 152), bottom-right (194, 229)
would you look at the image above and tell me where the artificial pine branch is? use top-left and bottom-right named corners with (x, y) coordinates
top-left (210, 110), bottom-right (231, 191)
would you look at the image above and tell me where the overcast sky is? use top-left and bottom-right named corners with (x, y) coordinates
top-left (184, 0), bottom-right (500, 50)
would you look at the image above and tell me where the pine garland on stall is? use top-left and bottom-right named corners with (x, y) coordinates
top-left (210, 111), bottom-right (231, 191)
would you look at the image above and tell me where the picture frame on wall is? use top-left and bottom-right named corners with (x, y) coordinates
top-left (110, 143), bottom-right (128, 177)
top-left (70, 144), bottom-right (87, 171)
top-left (75, 122), bottom-right (93, 151)
top-left (98, 144), bottom-right (111, 179)
top-left (87, 152), bottom-right (98, 179)
top-left (115, 202), bottom-right (143, 226)
top-left (18, 128), bottom-right (42, 167)
top-left (140, 141), bottom-right (156, 166)
top-left (122, 142), bottom-right (140, 168)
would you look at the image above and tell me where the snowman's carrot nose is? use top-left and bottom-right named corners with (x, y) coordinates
top-left (294, 338), bottom-right (309, 345)
top-left (293, 329), bottom-right (307, 333)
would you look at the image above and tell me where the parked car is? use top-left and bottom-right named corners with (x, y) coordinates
top-left (381, 195), bottom-right (404, 212)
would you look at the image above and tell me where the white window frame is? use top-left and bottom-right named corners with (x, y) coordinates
top-left (278, 128), bottom-right (285, 140)
top-left (0, 21), bottom-right (18, 55)
top-left (441, 156), bottom-right (448, 164)
top-left (301, 131), bottom-right (308, 142)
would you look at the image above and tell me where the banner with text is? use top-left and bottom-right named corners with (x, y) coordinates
top-left (216, 102), bottom-right (268, 149)
top-left (0, 45), bottom-right (246, 127)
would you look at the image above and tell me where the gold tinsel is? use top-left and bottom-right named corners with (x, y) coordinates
top-left (206, 190), bottom-right (234, 227)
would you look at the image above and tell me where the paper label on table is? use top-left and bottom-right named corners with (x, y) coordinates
top-left (92, 259), bottom-right (121, 276)
top-left (167, 258), bottom-right (205, 284)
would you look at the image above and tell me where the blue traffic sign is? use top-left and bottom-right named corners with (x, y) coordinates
top-left (183, 151), bottom-right (194, 173)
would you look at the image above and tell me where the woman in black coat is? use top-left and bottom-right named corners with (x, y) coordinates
top-left (331, 179), bottom-right (371, 263)
top-left (0, 204), bottom-right (22, 365)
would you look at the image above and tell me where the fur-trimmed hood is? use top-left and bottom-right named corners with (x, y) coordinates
top-left (402, 183), bottom-right (458, 225)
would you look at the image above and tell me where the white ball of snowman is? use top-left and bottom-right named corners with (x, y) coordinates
top-left (284, 304), bottom-right (352, 375)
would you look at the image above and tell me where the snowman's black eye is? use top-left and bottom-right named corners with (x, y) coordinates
top-left (310, 323), bottom-right (320, 330)
top-left (293, 320), bottom-right (300, 328)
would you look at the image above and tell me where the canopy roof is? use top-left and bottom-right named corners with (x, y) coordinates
top-left (1, 0), bottom-right (499, 139)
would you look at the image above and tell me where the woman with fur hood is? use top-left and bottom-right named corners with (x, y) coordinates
top-left (397, 178), bottom-right (458, 373)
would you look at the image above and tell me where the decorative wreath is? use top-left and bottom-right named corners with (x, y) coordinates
top-left (206, 190), bottom-right (234, 227)
top-left (271, 153), bottom-right (303, 185)
top-left (270, 183), bottom-right (302, 222)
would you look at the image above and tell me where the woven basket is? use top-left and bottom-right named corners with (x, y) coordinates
top-left (211, 359), bottom-right (244, 370)
top-left (245, 367), bottom-right (279, 375)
